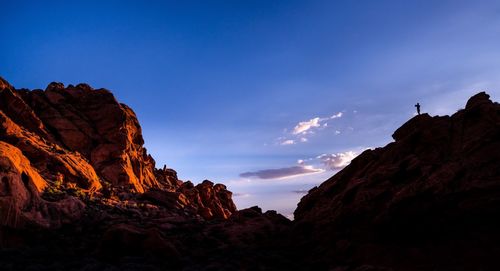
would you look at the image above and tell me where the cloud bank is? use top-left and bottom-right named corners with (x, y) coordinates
top-left (238, 150), bottom-right (358, 181)
top-left (240, 165), bottom-right (324, 179)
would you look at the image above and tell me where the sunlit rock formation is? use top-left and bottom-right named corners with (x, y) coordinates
top-left (0, 77), bottom-right (237, 226)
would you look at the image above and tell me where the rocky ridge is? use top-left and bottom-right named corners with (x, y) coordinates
top-left (0, 77), bottom-right (238, 228)
top-left (293, 92), bottom-right (500, 270)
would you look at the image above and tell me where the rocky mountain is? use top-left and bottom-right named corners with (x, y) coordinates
top-left (294, 92), bottom-right (500, 270)
top-left (1, 75), bottom-right (499, 270)
top-left (0, 77), bottom-right (239, 227)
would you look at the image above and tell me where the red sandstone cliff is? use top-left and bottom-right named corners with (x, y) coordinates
top-left (0, 77), bottom-right (237, 227)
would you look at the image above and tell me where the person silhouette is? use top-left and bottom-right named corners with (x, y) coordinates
top-left (415, 103), bottom-right (421, 115)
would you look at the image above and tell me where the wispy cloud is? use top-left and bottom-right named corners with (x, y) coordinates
top-left (292, 112), bottom-right (343, 135)
top-left (234, 193), bottom-right (251, 198)
top-left (330, 112), bottom-right (343, 119)
top-left (292, 117), bottom-right (321, 135)
top-left (278, 111), bottom-right (344, 146)
top-left (317, 151), bottom-right (357, 170)
top-left (240, 165), bottom-right (324, 180)
top-left (280, 139), bottom-right (296, 145)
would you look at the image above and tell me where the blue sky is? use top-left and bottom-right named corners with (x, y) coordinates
top-left (2, 0), bottom-right (500, 218)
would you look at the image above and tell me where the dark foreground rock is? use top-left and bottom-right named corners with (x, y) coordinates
top-left (0, 202), bottom-right (292, 271)
top-left (294, 92), bottom-right (500, 270)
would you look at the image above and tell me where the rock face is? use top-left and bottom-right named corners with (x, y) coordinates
top-left (16, 82), bottom-right (158, 192)
top-left (0, 141), bottom-right (85, 229)
top-left (0, 77), bottom-right (237, 229)
top-left (294, 92), bottom-right (500, 270)
top-left (142, 179), bottom-right (237, 220)
top-left (0, 109), bottom-right (102, 191)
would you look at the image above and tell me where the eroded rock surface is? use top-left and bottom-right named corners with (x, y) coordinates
top-left (0, 77), bottom-right (236, 227)
top-left (0, 141), bottom-right (84, 230)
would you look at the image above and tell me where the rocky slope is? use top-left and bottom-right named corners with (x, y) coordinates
top-left (294, 92), bottom-right (500, 270)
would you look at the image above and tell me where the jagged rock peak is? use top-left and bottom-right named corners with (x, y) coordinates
top-left (0, 76), bottom-right (12, 90)
top-left (45, 82), bottom-right (65, 91)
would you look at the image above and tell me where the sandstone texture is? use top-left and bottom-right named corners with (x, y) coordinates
top-left (0, 77), bottom-right (237, 229)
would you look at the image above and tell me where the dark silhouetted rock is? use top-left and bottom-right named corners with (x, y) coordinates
top-left (294, 91), bottom-right (500, 270)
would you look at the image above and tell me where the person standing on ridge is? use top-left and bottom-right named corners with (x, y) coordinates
top-left (415, 103), bottom-right (421, 115)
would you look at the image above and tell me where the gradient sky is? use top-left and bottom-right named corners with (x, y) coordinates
top-left (2, 0), bottom-right (500, 218)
